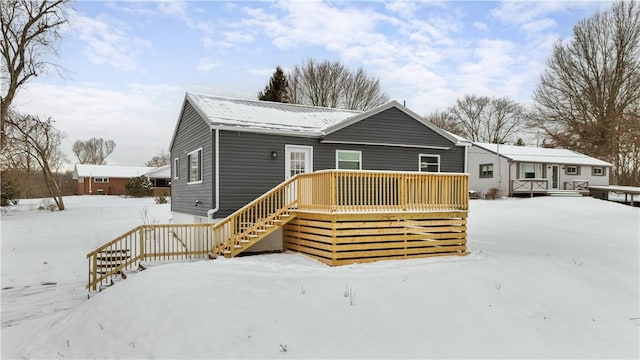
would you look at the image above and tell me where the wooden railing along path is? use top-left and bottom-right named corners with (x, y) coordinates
top-left (86, 176), bottom-right (298, 291)
top-left (87, 171), bottom-right (468, 291)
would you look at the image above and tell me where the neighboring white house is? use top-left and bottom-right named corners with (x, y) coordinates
top-left (468, 143), bottom-right (613, 198)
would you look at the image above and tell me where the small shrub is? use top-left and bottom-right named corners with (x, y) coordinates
top-left (1, 176), bottom-right (20, 206)
top-left (126, 176), bottom-right (153, 197)
top-left (485, 188), bottom-right (501, 200)
top-left (154, 191), bottom-right (169, 204)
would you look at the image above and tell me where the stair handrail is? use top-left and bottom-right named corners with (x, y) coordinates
top-left (211, 175), bottom-right (299, 256)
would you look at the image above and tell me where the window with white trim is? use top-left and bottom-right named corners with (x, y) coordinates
top-left (565, 165), bottom-right (579, 175)
top-left (187, 149), bottom-right (202, 183)
top-left (419, 154), bottom-right (440, 172)
top-left (94, 177), bottom-right (109, 183)
top-left (592, 166), bottom-right (605, 176)
top-left (479, 164), bottom-right (493, 178)
top-left (78, 177), bottom-right (84, 183)
top-left (336, 150), bottom-right (362, 170)
top-left (173, 158), bottom-right (179, 179)
top-left (519, 163), bottom-right (543, 179)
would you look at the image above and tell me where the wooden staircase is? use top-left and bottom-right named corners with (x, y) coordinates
top-left (86, 176), bottom-right (299, 291)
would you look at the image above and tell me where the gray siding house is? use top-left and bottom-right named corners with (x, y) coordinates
top-left (169, 93), bottom-right (470, 223)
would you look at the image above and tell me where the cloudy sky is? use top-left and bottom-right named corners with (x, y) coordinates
top-left (13, 0), bottom-right (612, 167)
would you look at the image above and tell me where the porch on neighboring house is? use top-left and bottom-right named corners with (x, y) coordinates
top-left (86, 170), bottom-right (469, 291)
top-left (511, 179), bottom-right (591, 197)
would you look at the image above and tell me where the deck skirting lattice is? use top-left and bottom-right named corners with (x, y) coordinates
top-left (283, 211), bottom-right (467, 266)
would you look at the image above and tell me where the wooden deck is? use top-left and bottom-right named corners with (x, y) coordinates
top-left (589, 185), bottom-right (640, 206)
top-left (86, 170), bottom-right (469, 291)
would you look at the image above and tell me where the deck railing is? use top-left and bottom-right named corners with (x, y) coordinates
top-left (564, 180), bottom-right (589, 191)
top-left (511, 178), bottom-right (548, 196)
top-left (297, 170), bottom-right (468, 212)
top-left (86, 223), bottom-right (216, 291)
top-left (86, 176), bottom-right (298, 291)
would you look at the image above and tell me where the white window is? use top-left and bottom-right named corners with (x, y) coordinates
top-left (592, 167), bottom-right (605, 176)
top-left (94, 177), bottom-right (109, 183)
top-left (419, 154), bottom-right (440, 172)
top-left (565, 165), bottom-right (579, 175)
top-left (173, 158), bottom-right (179, 179)
top-left (78, 177), bottom-right (84, 183)
top-left (519, 163), bottom-right (543, 179)
top-left (479, 164), bottom-right (493, 178)
top-left (187, 148), bottom-right (202, 183)
top-left (336, 150), bottom-right (362, 170)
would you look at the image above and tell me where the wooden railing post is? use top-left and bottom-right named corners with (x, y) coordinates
top-left (331, 171), bottom-right (337, 212)
top-left (139, 226), bottom-right (146, 262)
top-left (91, 254), bottom-right (97, 291)
top-left (400, 174), bottom-right (407, 211)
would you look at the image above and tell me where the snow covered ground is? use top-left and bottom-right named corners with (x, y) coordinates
top-left (1, 195), bottom-right (638, 358)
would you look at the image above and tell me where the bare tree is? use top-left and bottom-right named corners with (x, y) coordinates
top-left (532, 1), bottom-right (640, 185)
top-left (4, 111), bottom-right (66, 210)
top-left (425, 111), bottom-right (462, 135)
top-left (72, 138), bottom-right (116, 165)
top-left (440, 95), bottom-right (527, 143)
top-left (287, 58), bottom-right (388, 111)
top-left (1, 0), bottom-right (71, 147)
top-left (145, 150), bottom-right (170, 167)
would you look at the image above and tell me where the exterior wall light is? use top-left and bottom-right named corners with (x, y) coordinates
top-left (271, 151), bottom-right (278, 159)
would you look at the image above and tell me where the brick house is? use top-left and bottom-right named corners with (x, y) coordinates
top-left (74, 164), bottom-right (157, 195)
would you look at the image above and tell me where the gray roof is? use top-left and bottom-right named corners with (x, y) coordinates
top-left (179, 93), bottom-right (464, 146)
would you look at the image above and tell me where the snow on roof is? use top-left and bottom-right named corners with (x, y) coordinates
top-left (474, 142), bottom-right (613, 166)
top-left (143, 165), bottom-right (170, 179)
top-left (74, 164), bottom-right (157, 179)
top-left (187, 93), bottom-right (362, 136)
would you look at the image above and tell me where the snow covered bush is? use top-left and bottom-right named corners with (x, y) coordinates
top-left (1, 173), bottom-right (20, 206)
top-left (126, 176), bottom-right (153, 197)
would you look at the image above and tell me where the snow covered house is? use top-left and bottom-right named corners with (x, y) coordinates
top-left (169, 93), bottom-right (471, 222)
top-left (120, 92), bottom-right (470, 267)
top-left (74, 164), bottom-right (157, 195)
top-left (468, 143), bottom-right (613, 198)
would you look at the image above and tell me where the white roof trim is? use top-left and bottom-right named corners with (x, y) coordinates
top-left (320, 139), bottom-right (451, 150)
top-left (74, 164), bottom-right (157, 179)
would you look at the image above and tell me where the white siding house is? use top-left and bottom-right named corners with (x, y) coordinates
top-left (468, 143), bottom-right (613, 197)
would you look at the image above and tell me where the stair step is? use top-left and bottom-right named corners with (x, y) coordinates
top-left (99, 249), bottom-right (130, 255)
top-left (240, 240), bottom-right (251, 243)
top-left (248, 234), bottom-right (259, 238)
top-left (257, 229), bottom-right (267, 233)
top-left (234, 245), bottom-right (243, 249)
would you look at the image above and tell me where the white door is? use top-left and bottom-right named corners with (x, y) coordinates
top-left (285, 145), bottom-right (313, 179)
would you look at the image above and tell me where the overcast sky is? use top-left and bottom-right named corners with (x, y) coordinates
top-left (12, 0), bottom-right (612, 167)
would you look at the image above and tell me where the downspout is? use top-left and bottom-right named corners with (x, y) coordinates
top-left (463, 144), bottom-right (468, 173)
top-left (207, 128), bottom-right (220, 219)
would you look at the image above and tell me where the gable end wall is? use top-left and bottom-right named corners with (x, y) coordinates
top-left (170, 101), bottom-right (214, 218)
top-left (323, 107), bottom-right (454, 148)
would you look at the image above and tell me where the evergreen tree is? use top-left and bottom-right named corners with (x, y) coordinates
top-left (258, 66), bottom-right (289, 103)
